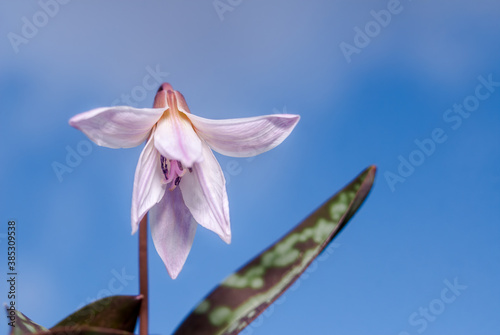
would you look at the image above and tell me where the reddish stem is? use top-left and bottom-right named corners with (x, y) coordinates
top-left (139, 214), bottom-right (149, 335)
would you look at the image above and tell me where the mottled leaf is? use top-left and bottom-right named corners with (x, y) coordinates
top-left (174, 166), bottom-right (377, 335)
top-left (6, 309), bottom-right (48, 335)
top-left (52, 295), bottom-right (142, 333)
top-left (34, 326), bottom-right (134, 335)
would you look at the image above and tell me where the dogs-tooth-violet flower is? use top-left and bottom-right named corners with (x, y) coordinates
top-left (69, 83), bottom-right (300, 278)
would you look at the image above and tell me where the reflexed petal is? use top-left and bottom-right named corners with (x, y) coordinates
top-left (179, 142), bottom-right (231, 244)
top-left (150, 188), bottom-right (197, 279)
top-left (154, 109), bottom-right (203, 167)
top-left (131, 129), bottom-right (166, 234)
top-left (183, 113), bottom-right (300, 157)
top-left (69, 106), bottom-right (165, 148)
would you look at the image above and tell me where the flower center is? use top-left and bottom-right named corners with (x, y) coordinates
top-left (160, 156), bottom-right (192, 190)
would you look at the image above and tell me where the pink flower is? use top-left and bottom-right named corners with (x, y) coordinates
top-left (69, 83), bottom-right (299, 278)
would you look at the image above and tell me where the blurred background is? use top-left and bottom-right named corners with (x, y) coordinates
top-left (1, 1), bottom-right (499, 334)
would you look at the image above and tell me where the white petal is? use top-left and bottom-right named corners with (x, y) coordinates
top-left (131, 130), bottom-right (166, 234)
top-left (179, 141), bottom-right (231, 244)
top-left (69, 106), bottom-right (165, 148)
top-left (154, 108), bottom-right (203, 167)
top-left (150, 188), bottom-right (197, 279)
top-left (183, 113), bottom-right (300, 157)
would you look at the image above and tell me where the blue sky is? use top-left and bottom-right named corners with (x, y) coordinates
top-left (1, 1), bottom-right (499, 334)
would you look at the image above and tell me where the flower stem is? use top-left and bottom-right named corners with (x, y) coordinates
top-left (139, 214), bottom-right (149, 335)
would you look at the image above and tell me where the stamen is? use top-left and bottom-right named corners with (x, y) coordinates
top-left (160, 155), bottom-right (192, 190)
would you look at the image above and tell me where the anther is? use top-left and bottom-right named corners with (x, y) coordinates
top-left (160, 155), bottom-right (190, 190)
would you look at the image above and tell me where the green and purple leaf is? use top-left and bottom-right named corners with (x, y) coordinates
top-left (7, 295), bottom-right (141, 335)
top-left (51, 295), bottom-right (142, 333)
top-left (7, 309), bottom-right (48, 335)
top-left (35, 327), bottom-right (134, 335)
top-left (174, 166), bottom-right (376, 335)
